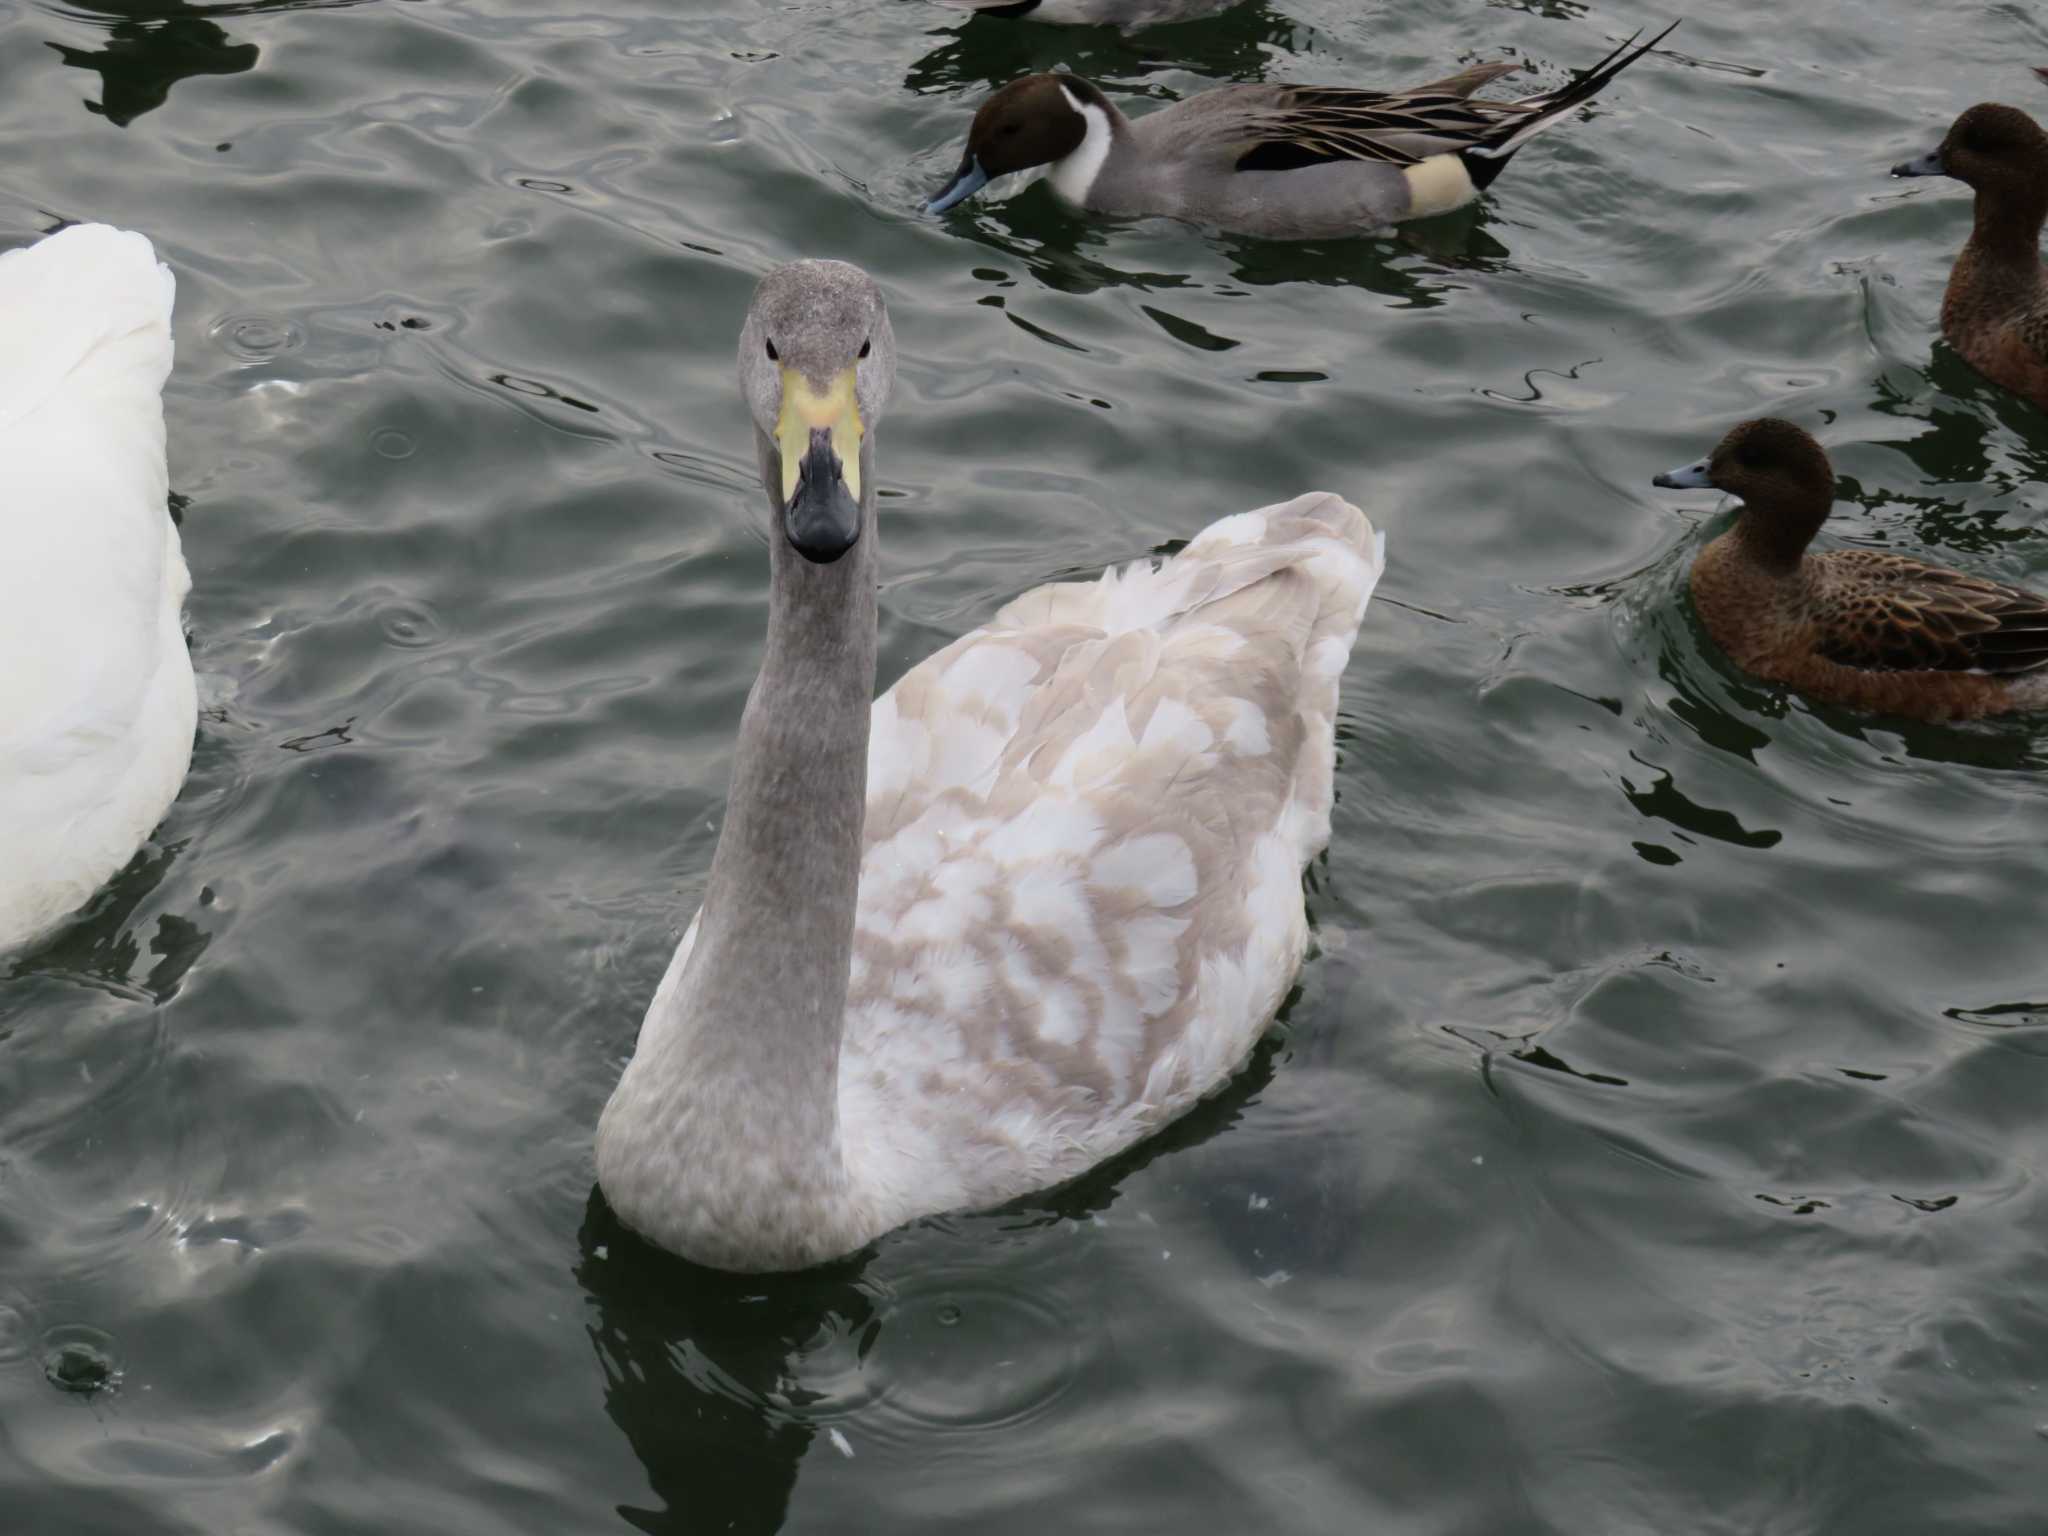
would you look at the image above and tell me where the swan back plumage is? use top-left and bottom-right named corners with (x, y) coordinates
top-left (0, 224), bottom-right (193, 948)
top-left (842, 492), bottom-right (1380, 1220)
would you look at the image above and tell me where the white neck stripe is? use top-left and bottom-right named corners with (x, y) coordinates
top-left (1048, 86), bottom-right (1114, 206)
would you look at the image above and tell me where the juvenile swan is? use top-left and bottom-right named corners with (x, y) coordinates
top-left (596, 261), bottom-right (1385, 1271)
top-left (0, 225), bottom-right (193, 950)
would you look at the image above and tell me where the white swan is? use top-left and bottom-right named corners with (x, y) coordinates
top-left (0, 225), bottom-right (193, 950)
top-left (597, 259), bottom-right (1385, 1272)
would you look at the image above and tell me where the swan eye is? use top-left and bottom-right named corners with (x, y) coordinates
top-left (858, 338), bottom-right (871, 360)
top-left (765, 339), bottom-right (779, 361)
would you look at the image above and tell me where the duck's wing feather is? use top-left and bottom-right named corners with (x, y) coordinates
top-left (839, 494), bottom-right (1383, 1218)
top-left (2016, 302), bottom-right (2048, 367)
top-left (1813, 551), bottom-right (2048, 675)
top-left (1230, 84), bottom-right (1539, 172)
top-left (1226, 23), bottom-right (1674, 174)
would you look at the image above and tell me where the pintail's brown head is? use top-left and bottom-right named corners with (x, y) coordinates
top-left (926, 75), bottom-right (1110, 213)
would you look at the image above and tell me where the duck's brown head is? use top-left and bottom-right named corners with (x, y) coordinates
top-left (1654, 418), bottom-right (1836, 565)
top-left (926, 75), bottom-right (1110, 212)
top-left (1894, 103), bottom-right (2048, 201)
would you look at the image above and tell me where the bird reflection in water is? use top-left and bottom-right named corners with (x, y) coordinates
top-left (576, 1190), bottom-right (875, 1536)
top-left (44, 0), bottom-right (367, 126)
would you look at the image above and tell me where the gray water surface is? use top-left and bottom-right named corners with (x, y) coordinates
top-left (5, 0), bottom-right (2048, 1530)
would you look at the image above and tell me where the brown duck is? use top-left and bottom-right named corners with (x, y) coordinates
top-left (1892, 103), bottom-right (2048, 414)
top-left (1654, 419), bottom-right (2048, 721)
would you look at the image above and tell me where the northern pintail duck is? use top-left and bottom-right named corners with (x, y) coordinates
top-left (1, 225), bottom-right (194, 949)
top-left (595, 259), bottom-right (1385, 1271)
top-left (933, 0), bottom-right (1239, 28)
top-left (926, 23), bottom-right (1678, 239)
top-left (1655, 418), bottom-right (2048, 722)
top-left (1892, 103), bottom-right (2048, 414)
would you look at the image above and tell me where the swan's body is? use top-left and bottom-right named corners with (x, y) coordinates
top-left (596, 261), bottom-right (1384, 1271)
top-left (0, 224), bottom-right (192, 950)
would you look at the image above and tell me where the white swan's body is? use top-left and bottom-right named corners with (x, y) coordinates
top-left (0, 225), bottom-right (193, 950)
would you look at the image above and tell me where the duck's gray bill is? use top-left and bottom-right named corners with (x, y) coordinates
top-left (785, 431), bottom-right (861, 564)
top-left (1892, 148), bottom-right (1945, 178)
top-left (1653, 459), bottom-right (1713, 490)
top-left (926, 156), bottom-right (990, 214)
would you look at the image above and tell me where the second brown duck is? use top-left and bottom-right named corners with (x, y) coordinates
top-left (1893, 103), bottom-right (2048, 414)
top-left (1654, 418), bottom-right (2048, 721)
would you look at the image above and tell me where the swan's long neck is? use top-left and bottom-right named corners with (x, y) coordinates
top-left (694, 431), bottom-right (877, 1079)
top-left (597, 431), bottom-right (877, 1270)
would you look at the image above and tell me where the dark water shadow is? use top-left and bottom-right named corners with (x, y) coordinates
top-left (40, 0), bottom-right (374, 126)
top-left (4, 839), bottom-right (211, 1005)
top-left (1482, 0), bottom-right (1588, 17)
top-left (936, 197), bottom-right (1195, 298)
top-left (577, 1192), bottom-right (872, 1536)
top-left (946, 190), bottom-right (1511, 308)
top-left (573, 1023), bottom-right (1284, 1533)
top-left (1883, 345), bottom-right (2048, 492)
top-left (1834, 473), bottom-right (2041, 560)
top-left (1217, 210), bottom-right (1513, 297)
top-left (1802, 700), bottom-right (2048, 772)
top-left (903, 0), bottom-right (1300, 98)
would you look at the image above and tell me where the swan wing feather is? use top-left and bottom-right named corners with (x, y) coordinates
top-left (839, 493), bottom-right (1383, 1219)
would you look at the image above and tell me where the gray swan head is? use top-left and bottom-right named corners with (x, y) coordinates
top-left (736, 260), bottom-right (896, 565)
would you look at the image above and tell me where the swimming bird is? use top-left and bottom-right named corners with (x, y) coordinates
top-left (595, 259), bottom-right (1385, 1271)
top-left (925, 23), bottom-right (1678, 239)
top-left (932, 0), bottom-right (1239, 27)
top-left (1654, 418), bottom-right (2048, 721)
top-left (1892, 103), bottom-right (2048, 414)
top-left (0, 224), bottom-right (194, 950)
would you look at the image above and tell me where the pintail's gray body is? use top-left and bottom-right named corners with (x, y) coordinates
top-left (1072, 85), bottom-right (1469, 239)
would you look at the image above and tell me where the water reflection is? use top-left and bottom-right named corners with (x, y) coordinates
top-left (1885, 373), bottom-right (2048, 505)
top-left (946, 199), bottom-right (1507, 309)
top-left (1619, 751), bottom-right (1783, 850)
top-left (575, 1032), bottom-right (1280, 1532)
top-left (5, 840), bottom-right (211, 1003)
top-left (47, 3), bottom-right (253, 125)
top-left (904, 0), bottom-right (1301, 97)
top-left (1217, 215), bottom-right (1512, 296)
top-left (41, 0), bottom-right (370, 126)
top-left (578, 1193), bottom-right (868, 1536)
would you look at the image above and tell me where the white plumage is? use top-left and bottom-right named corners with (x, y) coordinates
top-left (0, 224), bottom-right (193, 950)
